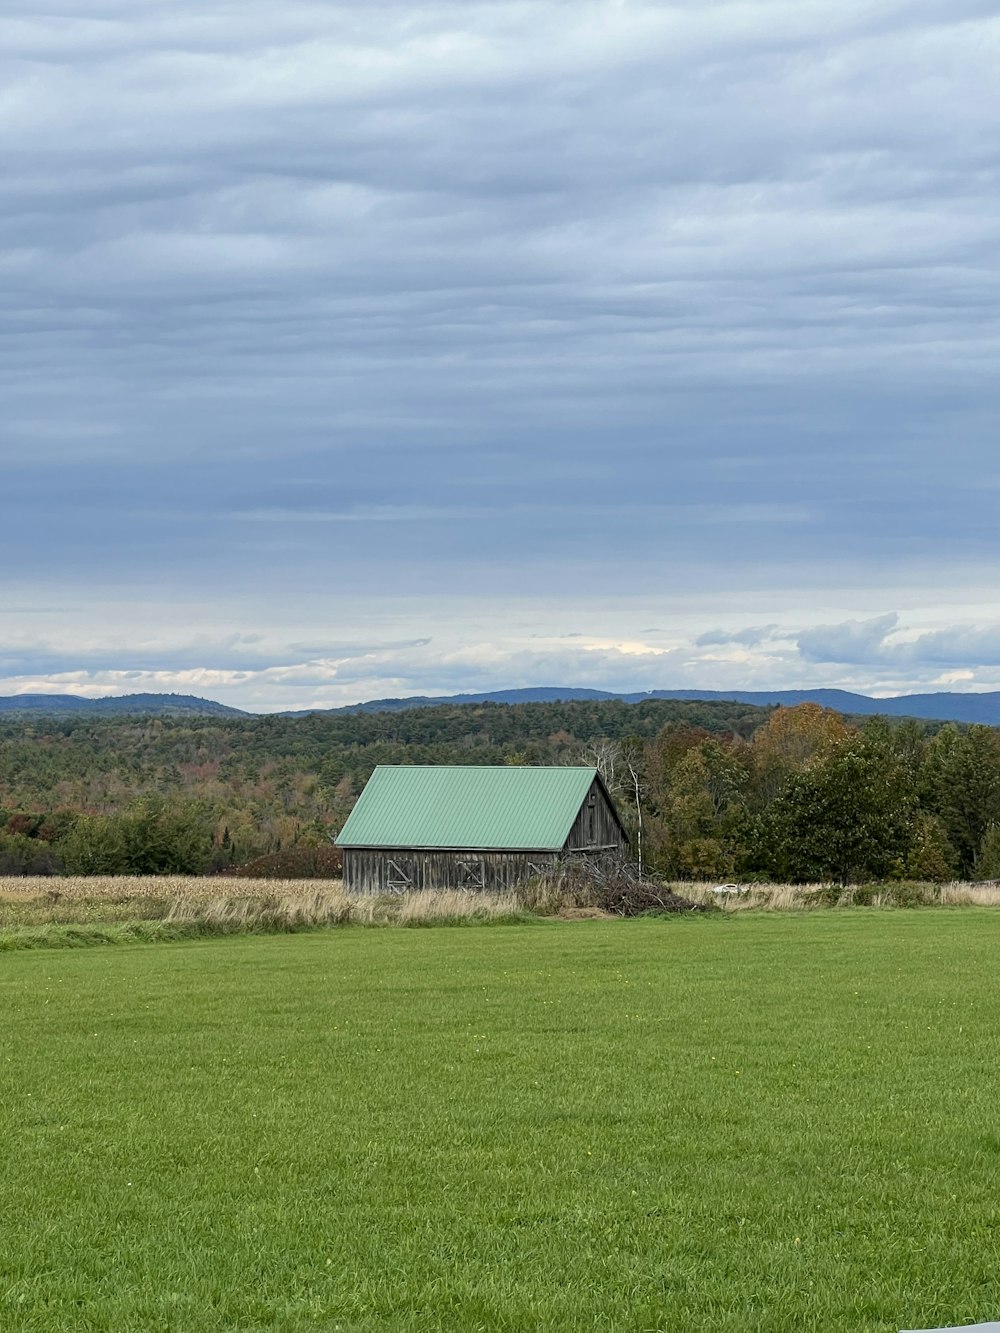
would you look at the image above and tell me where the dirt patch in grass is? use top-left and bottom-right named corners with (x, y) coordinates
top-left (553, 904), bottom-right (613, 921)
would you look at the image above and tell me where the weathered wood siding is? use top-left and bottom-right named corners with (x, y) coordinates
top-left (564, 777), bottom-right (629, 853)
top-left (343, 848), bottom-right (562, 895)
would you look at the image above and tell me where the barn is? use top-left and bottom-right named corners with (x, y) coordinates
top-left (335, 764), bottom-right (629, 894)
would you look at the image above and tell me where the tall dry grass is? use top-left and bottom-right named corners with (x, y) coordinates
top-left (164, 889), bottom-right (354, 932)
top-left (163, 887), bottom-right (524, 931)
top-left (679, 880), bottom-right (1000, 910)
top-left (394, 888), bottom-right (522, 925)
top-left (0, 877), bottom-right (528, 935)
top-left (939, 881), bottom-right (1000, 906)
top-left (679, 883), bottom-right (817, 911)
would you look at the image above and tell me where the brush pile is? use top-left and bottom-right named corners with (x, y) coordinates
top-left (521, 858), bottom-right (709, 917)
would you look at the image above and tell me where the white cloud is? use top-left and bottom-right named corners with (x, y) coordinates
top-left (797, 613), bottom-right (901, 664)
top-left (5, 605), bottom-right (1000, 710)
top-left (795, 614), bottom-right (1000, 671)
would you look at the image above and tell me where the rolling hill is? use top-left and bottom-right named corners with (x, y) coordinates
top-left (3, 686), bottom-right (1000, 725)
top-left (293, 686), bottom-right (1000, 726)
top-left (0, 693), bottom-right (246, 717)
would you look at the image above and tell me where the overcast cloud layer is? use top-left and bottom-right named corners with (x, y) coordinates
top-left (3, 1), bottom-right (1000, 710)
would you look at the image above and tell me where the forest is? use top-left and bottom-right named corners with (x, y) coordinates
top-left (0, 697), bottom-right (998, 883)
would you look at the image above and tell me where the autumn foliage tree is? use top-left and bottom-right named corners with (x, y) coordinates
top-left (749, 703), bottom-right (851, 806)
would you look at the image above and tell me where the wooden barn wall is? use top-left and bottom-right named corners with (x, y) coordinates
top-left (564, 779), bottom-right (629, 853)
top-left (343, 848), bottom-right (563, 895)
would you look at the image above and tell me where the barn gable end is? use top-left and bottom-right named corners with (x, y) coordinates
top-left (564, 776), bottom-right (629, 851)
top-left (336, 765), bottom-right (628, 894)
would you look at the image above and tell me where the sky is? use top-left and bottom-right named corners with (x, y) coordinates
top-left (3, 0), bottom-right (1000, 711)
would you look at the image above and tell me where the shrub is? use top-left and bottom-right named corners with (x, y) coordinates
top-left (217, 845), bottom-right (343, 880)
top-left (0, 832), bottom-right (62, 876)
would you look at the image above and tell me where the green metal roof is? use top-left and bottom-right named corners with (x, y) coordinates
top-left (335, 765), bottom-right (601, 850)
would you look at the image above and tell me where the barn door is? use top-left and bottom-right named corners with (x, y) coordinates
top-left (386, 858), bottom-right (414, 893)
top-left (457, 859), bottom-right (485, 891)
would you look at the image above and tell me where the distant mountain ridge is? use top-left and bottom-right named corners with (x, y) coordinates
top-left (295, 686), bottom-right (1000, 726)
top-left (0, 693), bottom-right (246, 717)
top-left (3, 686), bottom-right (1000, 726)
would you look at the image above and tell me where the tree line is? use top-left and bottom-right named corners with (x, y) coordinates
top-left (598, 706), bottom-right (1000, 883)
top-left (1, 699), bottom-right (997, 881)
top-left (0, 698), bottom-right (775, 875)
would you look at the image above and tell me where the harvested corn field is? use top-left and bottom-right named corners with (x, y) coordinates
top-left (0, 874), bottom-right (345, 903)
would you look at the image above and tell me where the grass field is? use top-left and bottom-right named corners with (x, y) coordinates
top-left (3, 914), bottom-right (1000, 1332)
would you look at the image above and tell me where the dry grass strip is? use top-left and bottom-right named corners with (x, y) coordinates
top-left (163, 888), bottom-right (523, 930)
top-left (0, 878), bottom-right (527, 933)
top-left (4, 877), bottom-right (1000, 935)
top-left (679, 880), bottom-right (1000, 910)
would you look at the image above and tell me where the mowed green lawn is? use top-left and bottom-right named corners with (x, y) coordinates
top-left (2, 915), bottom-right (1000, 1333)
